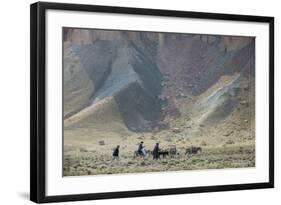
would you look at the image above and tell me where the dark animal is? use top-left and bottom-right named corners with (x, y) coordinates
top-left (158, 150), bottom-right (169, 158)
top-left (185, 146), bottom-right (202, 155)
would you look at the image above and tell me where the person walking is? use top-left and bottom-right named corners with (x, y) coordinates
top-left (152, 143), bottom-right (160, 160)
top-left (112, 145), bottom-right (120, 160)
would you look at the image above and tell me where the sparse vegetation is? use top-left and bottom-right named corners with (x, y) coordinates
top-left (64, 145), bottom-right (255, 176)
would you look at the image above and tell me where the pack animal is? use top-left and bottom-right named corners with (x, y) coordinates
top-left (158, 150), bottom-right (169, 158)
top-left (185, 146), bottom-right (202, 155)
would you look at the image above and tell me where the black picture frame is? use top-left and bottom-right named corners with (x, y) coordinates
top-left (30, 1), bottom-right (274, 203)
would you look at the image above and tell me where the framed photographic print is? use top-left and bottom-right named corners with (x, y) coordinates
top-left (30, 1), bottom-right (274, 203)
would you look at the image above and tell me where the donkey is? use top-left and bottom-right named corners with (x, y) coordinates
top-left (158, 150), bottom-right (169, 158)
top-left (185, 146), bottom-right (202, 155)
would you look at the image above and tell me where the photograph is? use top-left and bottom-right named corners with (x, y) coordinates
top-left (29, 1), bottom-right (274, 203)
top-left (0, 0), bottom-right (278, 203)
top-left (63, 28), bottom-right (256, 176)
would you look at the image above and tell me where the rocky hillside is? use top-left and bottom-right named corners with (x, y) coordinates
top-left (63, 28), bottom-right (255, 134)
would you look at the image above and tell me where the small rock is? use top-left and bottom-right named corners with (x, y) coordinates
top-left (98, 140), bottom-right (105, 146)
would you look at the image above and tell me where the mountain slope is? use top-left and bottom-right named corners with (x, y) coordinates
top-left (63, 28), bottom-right (255, 136)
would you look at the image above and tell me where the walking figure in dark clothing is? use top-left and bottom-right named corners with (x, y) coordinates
top-left (138, 141), bottom-right (145, 157)
top-left (152, 143), bottom-right (160, 160)
top-left (112, 145), bottom-right (120, 160)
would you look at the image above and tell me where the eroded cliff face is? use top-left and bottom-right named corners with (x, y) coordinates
top-left (63, 28), bottom-right (255, 133)
top-left (64, 28), bottom-right (162, 131)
